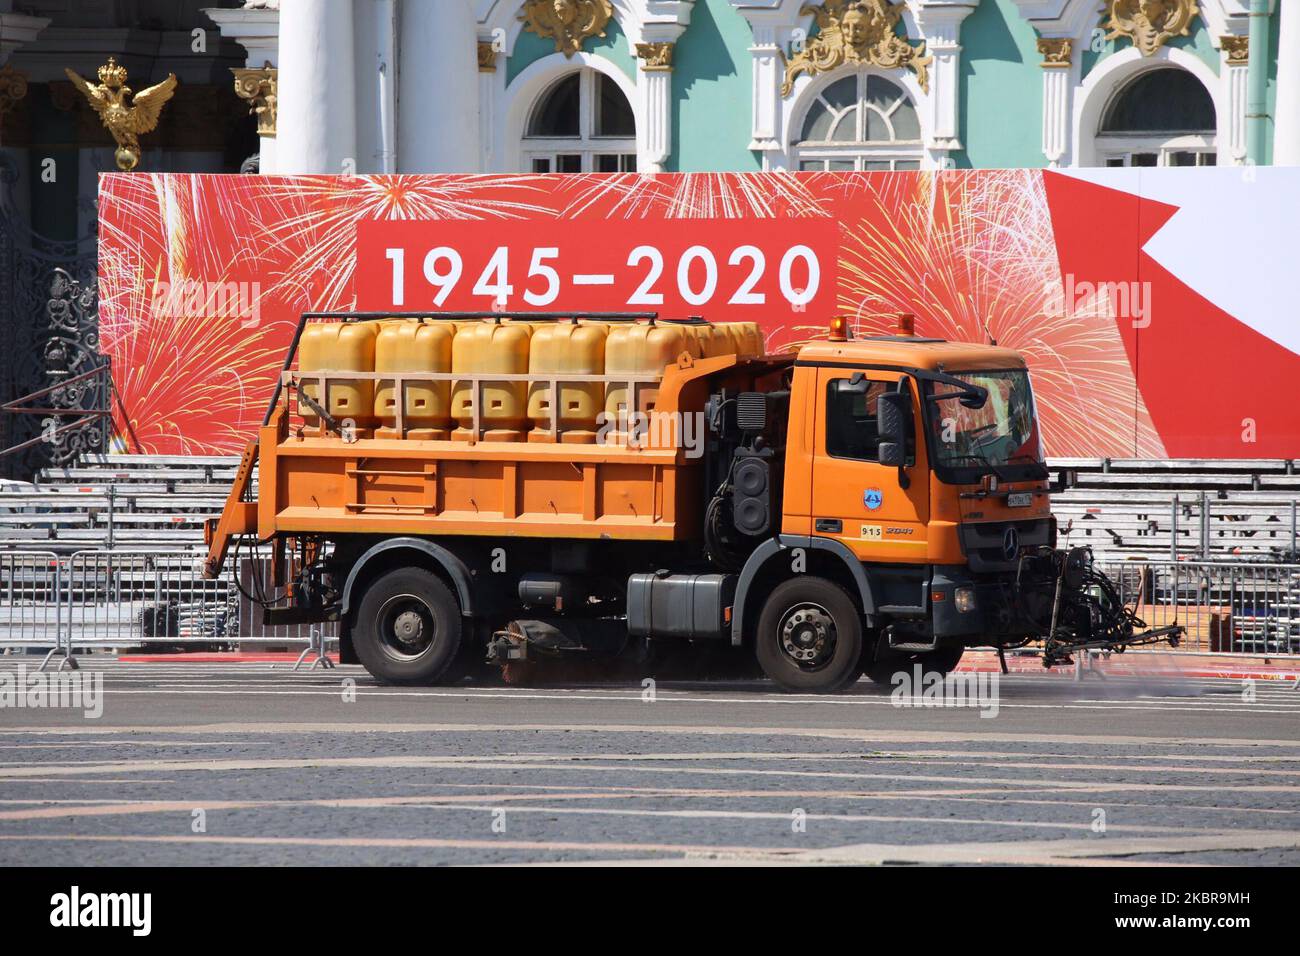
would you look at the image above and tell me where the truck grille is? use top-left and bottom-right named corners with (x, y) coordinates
top-left (959, 519), bottom-right (1052, 572)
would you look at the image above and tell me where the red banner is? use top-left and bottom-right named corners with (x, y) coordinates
top-left (97, 170), bottom-right (1300, 459)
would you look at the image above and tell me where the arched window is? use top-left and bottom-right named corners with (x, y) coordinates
top-left (794, 74), bottom-right (923, 171)
top-left (1096, 68), bottom-right (1217, 167)
top-left (522, 69), bottom-right (636, 173)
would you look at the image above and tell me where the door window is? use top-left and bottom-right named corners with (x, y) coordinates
top-left (825, 378), bottom-right (914, 464)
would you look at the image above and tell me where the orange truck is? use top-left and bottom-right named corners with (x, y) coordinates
top-left (204, 309), bottom-right (1179, 692)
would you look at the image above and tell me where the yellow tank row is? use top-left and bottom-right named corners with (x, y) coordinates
top-left (298, 317), bottom-right (765, 442)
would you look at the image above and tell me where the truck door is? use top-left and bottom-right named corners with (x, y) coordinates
top-left (811, 368), bottom-right (928, 562)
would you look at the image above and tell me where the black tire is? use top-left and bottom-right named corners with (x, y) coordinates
top-left (352, 567), bottom-right (462, 685)
top-left (865, 646), bottom-right (965, 686)
top-left (755, 577), bottom-right (864, 692)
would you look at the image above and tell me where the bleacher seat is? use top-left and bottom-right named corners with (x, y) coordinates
top-left (0, 453), bottom-right (242, 556)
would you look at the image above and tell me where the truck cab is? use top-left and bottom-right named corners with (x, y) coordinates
top-left (736, 320), bottom-right (1055, 690)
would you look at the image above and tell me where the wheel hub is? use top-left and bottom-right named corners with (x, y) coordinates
top-left (780, 605), bottom-right (835, 666)
top-left (376, 594), bottom-right (436, 660)
top-left (392, 609), bottom-right (424, 645)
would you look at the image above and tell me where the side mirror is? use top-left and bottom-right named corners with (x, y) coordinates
top-left (876, 391), bottom-right (910, 446)
top-left (878, 442), bottom-right (904, 467)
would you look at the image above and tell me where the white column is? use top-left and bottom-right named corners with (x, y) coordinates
top-left (277, 0), bottom-right (356, 174)
top-left (747, 21), bottom-right (782, 155)
top-left (1042, 69), bottom-right (1070, 166)
top-left (913, 3), bottom-right (976, 167)
top-left (1275, 2), bottom-right (1300, 164)
top-left (1224, 41), bottom-right (1251, 165)
top-left (398, 0), bottom-right (478, 172)
top-left (635, 43), bottom-right (674, 172)
top-left (633, 5), bottom-right (693, 173)
top-left (1037, 38), bottom-right (1074, 167)
top-left (477, 40), bottom-right (497, 173)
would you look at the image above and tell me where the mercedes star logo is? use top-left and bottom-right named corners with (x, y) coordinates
top-left (1002, 526), bottom-right (1020, 561)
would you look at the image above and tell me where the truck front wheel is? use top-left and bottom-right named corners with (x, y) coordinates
top-left (352, 567), bottom-right (462, 685)
top-left (755, 577), bottom-right (864, 693)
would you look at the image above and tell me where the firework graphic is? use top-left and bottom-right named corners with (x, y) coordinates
top-left (829, 170), bottom-right (1163, 458)
top-left (97, 171), bottom-right (1211, 457)
top-left (554, 172), bottom-right (833, 220)
top-left (250, 175), bottom-right (557, 311)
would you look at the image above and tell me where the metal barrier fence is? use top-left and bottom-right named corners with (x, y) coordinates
top-left (1102, 560), bottom-right (1300, 656)
top-left (0, 549), bottom-right (336, 669)
top-left (0, 550), bottom-right (70, 668)
top-left (5, 550), bottom-right (1298, 664)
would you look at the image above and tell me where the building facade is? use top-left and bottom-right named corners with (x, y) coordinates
top-left (2, 1), bottom-right (1297, 189)
top-left (204, 0), bottom-right (1295, 176)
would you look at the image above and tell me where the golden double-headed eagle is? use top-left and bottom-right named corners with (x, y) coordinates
top-left (64, 57), bottom-right (177, 171)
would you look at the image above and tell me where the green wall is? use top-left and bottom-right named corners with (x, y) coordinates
top-left (669, 0), bottom-right (759, 171)
top-left (956, 0), bottom-right (1046, 169)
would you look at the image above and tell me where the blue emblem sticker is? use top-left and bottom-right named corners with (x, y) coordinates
top-left (863, 488), bottom-right (883, 511)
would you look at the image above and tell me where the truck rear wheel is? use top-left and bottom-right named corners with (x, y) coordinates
top-left (352, 567), bottom-right (462, 685)
top-left (755, 577), bottom-right (864, 693)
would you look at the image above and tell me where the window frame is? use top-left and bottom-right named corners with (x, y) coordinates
top-left (1097, 135), bottom-right (1217, 168)
top-left (1094, 68), bottom-right (1217, 169)
top-left (522, 69), bottom-right (638, 174)
top-left (794, 72), bottom-right (925, 173)
top-left (824, 376), bottom-right (916, 466)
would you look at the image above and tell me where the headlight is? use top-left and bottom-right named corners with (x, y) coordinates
top-left (954, 586), bottom-right (978, 613)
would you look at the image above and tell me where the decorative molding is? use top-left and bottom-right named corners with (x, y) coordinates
top-left (1220, 33), bottom-right (1249, 65)
top-left (518, 0), bottom-right (615, 57)
top-left (232, 63), bottom-right (277, 137)
top-left (1037, 36), bottom-right (1073, 68)
top-left (477, 40), bottom-right (498, 72)
top-left (1104, 0), bottom-right (1201, 58)
top-left (636, 41), bottom-right (675, 71)
top-left (0, 64), bottom-right (28, 117)
top-left (780, 1), bottom-right (933, 97)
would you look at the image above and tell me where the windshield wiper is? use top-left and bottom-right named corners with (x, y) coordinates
top-left (943, 453), bottom-right (1010, 481)
top-left (1006, 452), bottom-right (1050, 479)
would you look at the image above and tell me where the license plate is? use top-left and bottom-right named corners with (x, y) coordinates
top-left (1006, 492), bottom-right (1034, 508)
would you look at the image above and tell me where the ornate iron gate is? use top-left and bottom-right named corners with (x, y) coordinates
top-left (0, 152), bottom-right (104, 479)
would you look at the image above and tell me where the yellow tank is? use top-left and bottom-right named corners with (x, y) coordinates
top-left (688, 323), bottom-right (732, 359)
top-left (298, 321), bottom-right (379, 431)
top-left (721, 322), bottom-right (764, 359)
top-left (526, 321), bottom-right (607, 443)
top-left (451, 320), bottom-right (532, 441)
top-left (604, 321), bottom-right (692, 423)
top-left (374, 320), bottom-right (454, 439)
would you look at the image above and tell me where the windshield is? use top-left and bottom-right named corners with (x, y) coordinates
top-left (927, 369), bottom-right (1043, 479)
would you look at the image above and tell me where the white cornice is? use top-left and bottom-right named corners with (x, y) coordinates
top-left (203, 5), bottom-right (280, 67)
top-left (0, 12), bottom-right (51, 63)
